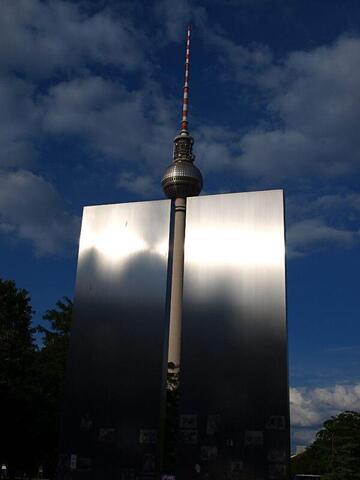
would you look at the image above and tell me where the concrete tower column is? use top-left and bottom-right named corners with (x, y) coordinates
top-left (167, 196), bottom-right (186, 369)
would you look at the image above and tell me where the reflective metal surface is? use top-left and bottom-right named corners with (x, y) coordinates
top-left (59, 199), bottom-right (171, 480)
top-left (178, 190), bottom-right (289, 480)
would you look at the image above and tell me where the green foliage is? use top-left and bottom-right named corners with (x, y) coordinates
top-left (291, 411), bottom-right (360, 479)
top-left (0, 279), bottom-right (37, 476)
top-left (37, 297), bottom-right (72, 400)
top-left (35, 297), bottom-right (73, 477)
top-left (0, 278), bottom-right (73, 479)
top-left (0, 279), bottom-right (35, 382)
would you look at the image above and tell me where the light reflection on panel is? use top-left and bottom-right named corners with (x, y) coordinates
top-left (178, 190), bottom-right (289, 480)
top-left (59, 199), bottom-right (171, 480)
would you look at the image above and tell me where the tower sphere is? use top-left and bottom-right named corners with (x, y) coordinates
top-left (161, 159), bottom-right (203, 199)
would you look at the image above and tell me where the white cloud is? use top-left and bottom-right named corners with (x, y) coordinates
top-left (205, 30), bottom-right (273, 83)
top-left (239, 129), bottom-right (313, 179)
top-left (155, 0), bottom-right (192, 43)
top-left (42, 75), bottom-right (177, 170)
top-left (0, 0), bottom-right (146, 78)
top-left (284, 191), bottom-right (360, 256)
top-left (0, 170), bottom-right (79, 255)
top-left (290, 387), bottom-right (323, 427)
top-left (287, 192), bottom-right (360, 220)
top-left (208, 33), bottom-right (360, 181)
top-left (155, 0), bottom-right (208, 43)
top-left (312, 193), bottom-right (360, 213)
top-left (117, 171), bottom-right (159, 198)
top-left (243, 36), bottom-right (360, 179)
top-left (41, 73), bottom-right (240, 199)
top-left (0, 76), bottom-right (40, 167)
top-left (287, 217), bottom-right (357, 257)
top-left (196, 125), bottom-right (239, 172)
top-left (290, 383), bottom-right (360, 429)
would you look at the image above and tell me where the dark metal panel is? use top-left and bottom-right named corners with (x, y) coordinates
top-left (59, 199), bottom-right (172, 480)
top-left (178, 190), bottom-right (289, 480)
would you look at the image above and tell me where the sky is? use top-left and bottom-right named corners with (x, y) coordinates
top-left (1, 0), bottom-right (360, 450)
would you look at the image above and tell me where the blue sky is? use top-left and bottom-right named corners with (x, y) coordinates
top-left (1, 0), bottom-right (360, 448)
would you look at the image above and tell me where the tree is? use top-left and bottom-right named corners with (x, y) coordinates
top-left (291, 411), bottom-right (360, 479)
top-left (0, 279), bottom-right (73, 478)
top-left (317, 411), bottom-right (360, 479)
top-left (35, 297), bottom-right (73, 478)
top-left (37, 297), bottom-right (72, 397)
top-left (0, 279), bottom-right (37, 477)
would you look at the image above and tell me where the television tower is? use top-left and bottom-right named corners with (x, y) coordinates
top-left (161, 25), bottom-right (203, 370)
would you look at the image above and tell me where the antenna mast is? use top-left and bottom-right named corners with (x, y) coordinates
top-left (181, 25), bottom-right (191, 132)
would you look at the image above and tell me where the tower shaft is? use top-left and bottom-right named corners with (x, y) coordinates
top-left (167, 197), bottom-right (186, 367)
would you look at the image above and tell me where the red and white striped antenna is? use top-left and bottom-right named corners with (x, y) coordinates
top-left (181, 24), bottom-right (191, 132)
top-left (161, 23), bottom-right (202, 198)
